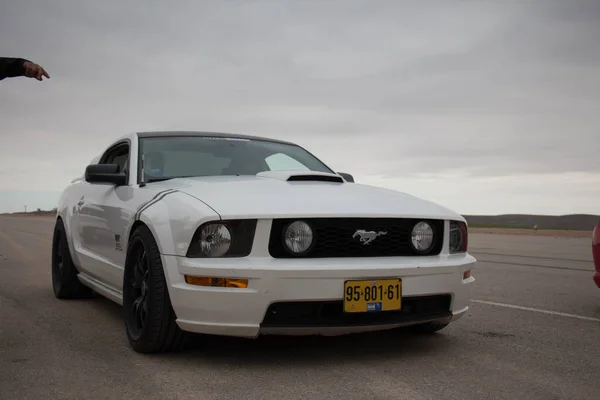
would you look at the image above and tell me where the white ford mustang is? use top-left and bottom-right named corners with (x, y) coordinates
top-left (52, 131), bottom-right (477, 353)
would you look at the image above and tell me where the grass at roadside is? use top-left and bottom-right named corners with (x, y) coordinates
top-left (468, 222), bottom-right (593, 237)
top-left (469, 223), bottom-right (530, 229)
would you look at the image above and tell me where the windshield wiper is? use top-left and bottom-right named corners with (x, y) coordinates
top-left (146, 177), bottom-right (175, 183)
top-left (145, 175), bottom-right (203, 183)
top-left (144, 174), bottom-right (215, 184)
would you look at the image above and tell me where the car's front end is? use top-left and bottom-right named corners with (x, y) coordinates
top-left (161, 209), bottom-right (476, 338)
top-left (131, 132), bottom-right (477, 339)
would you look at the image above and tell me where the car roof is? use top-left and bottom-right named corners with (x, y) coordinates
top-left (135, 131), bottom-right (297, 146)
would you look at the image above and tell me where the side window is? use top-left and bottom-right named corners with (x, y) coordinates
top-left (100, 143), bottom-right (130, 174)
top-left (265, 153), bottom-right (309, 171)
top-left (109, 151), bottom-right (129, 172)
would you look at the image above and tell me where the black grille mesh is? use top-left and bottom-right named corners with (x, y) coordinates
top-left (268, 218), bottom-right (444, 258)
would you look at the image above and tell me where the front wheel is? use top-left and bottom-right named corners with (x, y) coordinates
top-left (122, 224), bottom-right (188, 353)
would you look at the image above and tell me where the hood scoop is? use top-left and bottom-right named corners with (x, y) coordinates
top-left (257, 170), bottom-right (345, 183)
top-left (287, 174), bottom-right (344, 183)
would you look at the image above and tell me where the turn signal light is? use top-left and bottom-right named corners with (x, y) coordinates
top-left (463, 270), bottom-right (471, 280)
top-left (184, 275), bottom-right (249, 288)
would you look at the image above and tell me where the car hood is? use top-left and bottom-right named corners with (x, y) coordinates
top-left (148, 171), bottom-right (465, 221)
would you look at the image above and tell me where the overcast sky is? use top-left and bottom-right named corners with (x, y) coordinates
top-left (1, 0), bottom-right (599, 215)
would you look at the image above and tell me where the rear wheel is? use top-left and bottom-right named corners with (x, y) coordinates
top-left (51, 218), bottom-right (93, 299)
top-left (123, 224), bottom-right (188, 353)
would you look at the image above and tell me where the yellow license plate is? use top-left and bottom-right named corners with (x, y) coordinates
top-left (343, 279), bottom-right (402, 313)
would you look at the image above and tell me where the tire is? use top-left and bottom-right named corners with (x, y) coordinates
top-left (122, 224), bottom-right (188, 354)
top-left (51, 218), bottom-right (93, 299)
top-left (409, 321), bottom-right (450, 334)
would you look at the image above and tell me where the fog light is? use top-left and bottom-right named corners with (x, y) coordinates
top-left (411, 221), bottom-right (435, 253)
top-left (185, 275), bottom-right (248, 288)
top-left (284, 220), bottom-right (314, 254)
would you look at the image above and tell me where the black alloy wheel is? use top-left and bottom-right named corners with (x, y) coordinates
top-left (123, 224), bottom-right (188, 353)
top-left (125, 236), bottom-right (150, 341)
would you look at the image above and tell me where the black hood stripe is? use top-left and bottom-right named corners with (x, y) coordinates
top-left (134, 189), bottom-right (177, 220)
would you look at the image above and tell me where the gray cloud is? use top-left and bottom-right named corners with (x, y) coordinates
top-left (0, 0), bottom-right (599, 213)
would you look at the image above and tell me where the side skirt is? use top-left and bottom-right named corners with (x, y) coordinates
top-left (78, 273), bottom-right (123, 305)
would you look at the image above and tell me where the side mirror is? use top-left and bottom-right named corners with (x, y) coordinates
top-left (337, 172), bottom-right (355, 183)
top-left (85, 164), bottom-right (127, 185)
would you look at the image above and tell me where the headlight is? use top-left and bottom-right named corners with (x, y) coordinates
top-left (200, 223), bottom-right (231, 257)
top-left (411, 221), bottom-right (435, 253)
top-left (283, 220), bottom-right (314, 255)
top-left (449, 220), bottom-right (468, 253)
top-left (186, 220), bottom-right (257, 258)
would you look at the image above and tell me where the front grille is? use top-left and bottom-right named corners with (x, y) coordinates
top-left (261, 295), bottom-right (452, 328)
top-left (268, 218), bottom-right (444, 258)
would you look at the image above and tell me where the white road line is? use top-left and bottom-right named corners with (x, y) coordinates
top-left (470, 299), bottom-right (600, 323)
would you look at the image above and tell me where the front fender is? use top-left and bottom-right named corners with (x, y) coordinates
top-left (55, 182), bottom-right (84, 267)
top-left (134, 191), bottom-right (221, 257)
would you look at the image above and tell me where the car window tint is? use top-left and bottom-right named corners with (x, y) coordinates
top-left (111, 152), bottom-right (129, 172)
top-left (139, 136), bottom-right (334, 180)
top-left (160, 151), bottom-right (230, 177)
top-left (102, 145), bottom-right (129, 173)
top-left (265, 153), bottom-right (310, 171)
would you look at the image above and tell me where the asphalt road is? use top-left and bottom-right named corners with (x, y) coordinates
top-left (1, 216), bottom-right (599, 400)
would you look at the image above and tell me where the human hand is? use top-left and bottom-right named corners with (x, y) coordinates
top-left (23, 61), bottom-right (50, 81)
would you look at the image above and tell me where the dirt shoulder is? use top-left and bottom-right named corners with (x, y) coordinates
top-left (0, 212), bottom-right (56, 218)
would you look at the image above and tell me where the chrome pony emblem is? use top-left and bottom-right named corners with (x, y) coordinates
top-left (352, 229), bottom-right (387, 245)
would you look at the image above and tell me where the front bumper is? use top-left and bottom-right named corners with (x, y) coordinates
top-left (161, 253), bottom-right (477, 337)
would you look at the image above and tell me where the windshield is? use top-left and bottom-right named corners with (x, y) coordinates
top-left (138, 135), bottom-right (334, 183)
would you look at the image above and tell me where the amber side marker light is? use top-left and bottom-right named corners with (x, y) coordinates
top-left (463, 270), bottom-right (472, 280)
top-left (184, 275), bottom-right (249, 288)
